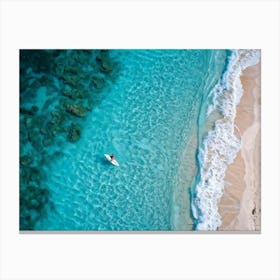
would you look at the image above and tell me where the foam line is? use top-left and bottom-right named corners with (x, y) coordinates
top-left (192, 49), bottom-right (260, 230)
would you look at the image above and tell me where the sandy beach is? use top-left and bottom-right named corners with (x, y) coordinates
top-left (218, 61), bottom-right (261, 231)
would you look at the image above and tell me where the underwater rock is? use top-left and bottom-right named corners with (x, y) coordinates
top-left (32, 115), bottom-right (46, 127)
top-left (22, 50), bottom-right (54, 74)
top-left (50, 111), bottom-right (65, 126)
top-left (28, 130), bottom-right (43, 152)
top-left (65, 103), bottom-right (86, 117)
top-left (72, 51), bottom-right (90, 64)
top-left (64, 65), bottom-right (80, 74)
top-left (67, 122), bottom-right (81, 142)
top-left (92, 76), bottom-right (105, 89)
top-left (20, 167), bottom-right (32, 185)
top-left (45, 118), bottom-right (65, 138)
top-left (63, 89), bottom-right (87, 99)
top-left (20, 88), bottom-right (37, 103)
top-left (20, 105), bottom-right (39, 117)
top-left (20, 75), bottom-right (29, 93)
top-left (31, 105), bottom-right (39, 113)
top-left (21, 167), bottom-right (41, 186)
top-left (96, 51), bottom-right (113, 73)
top-left (28, 129), bottom-right (39, 142)
top-left (32, 141), bottom-right (44, 153)
top-left (20, 116), bottom-right (29, 142)
top-left (40, 128), bottom-right (48, 135)
top-left (29, 167), bottom-right (42, 184)
top-left (30, 79), bottom-right (41, 91)
top-left (100, 60), bottom-right (113, 73)
top-left (20, 130), bottom-right (28, 143)
top-left (20, 114), bottom-right (26, 126)
top-left (30, 199), bottom-right (40, 209)
top-left (54, 63), bottom-right (64, 77)
top-left (25, 117), bottom-right (33, 129)
top-left (20, 107), bottom-right (35, 116)
top-left (40, 112), bottom-right (65, 140)
top-left (63, 90), bottom-right (73, 99)
top-left (20, 183), bottom-right (50, 230)
top-left (39, 74), bottom-right (53, 86)
top-left (43, 137), bottom-right (53, 146)
top-left (50, 127), bottom-right (59, 137)
top-left (20, 155), bottom-right (33, 167)
top-left (62, 73), bottom-right (79, 87)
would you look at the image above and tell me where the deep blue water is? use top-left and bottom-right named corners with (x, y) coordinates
top-left (20, 50), bottom-right (229, 230)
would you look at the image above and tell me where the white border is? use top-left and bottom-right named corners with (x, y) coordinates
top-left (1, 1), bottom-right (279, 280)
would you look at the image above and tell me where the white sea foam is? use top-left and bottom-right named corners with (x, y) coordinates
top-left (192, 49), bottom-right (260, 230)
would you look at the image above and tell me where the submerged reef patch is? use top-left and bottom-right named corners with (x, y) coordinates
top-left (20, 50), bottom-right (117, 230)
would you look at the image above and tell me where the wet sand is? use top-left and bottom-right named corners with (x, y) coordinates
top-left (218, 62), bottom-right (261, 231)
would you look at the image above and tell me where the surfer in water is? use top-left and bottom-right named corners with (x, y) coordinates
top-left (105, 153), bottom-right (119, 166)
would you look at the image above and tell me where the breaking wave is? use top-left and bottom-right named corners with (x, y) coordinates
top-left (192, 49), bottom-right (261, 230)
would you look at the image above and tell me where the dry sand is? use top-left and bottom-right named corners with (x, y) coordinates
top-left (218, 62), bottom-right (261, 231)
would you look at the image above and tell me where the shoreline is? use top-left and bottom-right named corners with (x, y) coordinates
top-left (218, 61), bottom-right (261, 231)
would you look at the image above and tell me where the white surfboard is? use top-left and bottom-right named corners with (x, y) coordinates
top-left (104, 154), bottom-right (119, 166)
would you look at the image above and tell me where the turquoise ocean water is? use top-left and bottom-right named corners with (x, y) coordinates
top-left (20, 49), bottom-right (260, 230)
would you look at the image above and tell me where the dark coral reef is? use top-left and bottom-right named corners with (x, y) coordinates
top-left (20, 50), bottom-right (117, 230)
